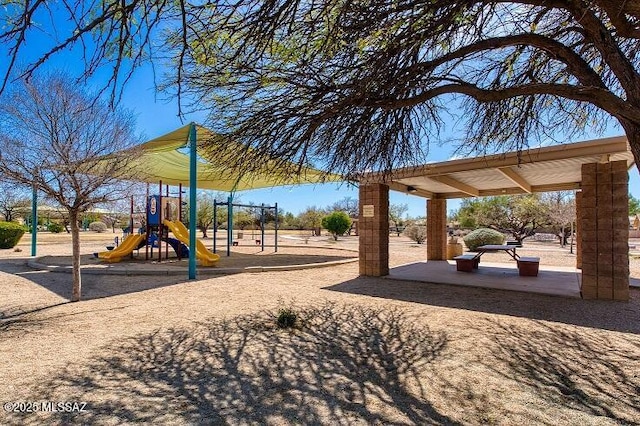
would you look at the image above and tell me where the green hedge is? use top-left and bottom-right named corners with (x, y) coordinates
top-left (0, 221), bottom-right (26, 249)
top-left (463, 228), bottom-right (505, 251)
top-left (48, 222), bottom-right (64, 233)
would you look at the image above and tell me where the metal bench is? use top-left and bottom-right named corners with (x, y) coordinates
top-left (454, 254), bottom-right (480, 272)
top-left (517, 256), bottom-right (540, 276)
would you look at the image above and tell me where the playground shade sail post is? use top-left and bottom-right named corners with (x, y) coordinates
top-left (227, 194), bottom-right (233, 257)
top-left (31, 182), bottom-right (37, 256)
top-left (189, 123), bottom-right (197, 279)
top-left (213, 200), bottom-right (217, 253)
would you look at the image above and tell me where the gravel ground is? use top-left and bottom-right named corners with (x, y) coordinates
top-left (1, 232), bottom-right (639, 425)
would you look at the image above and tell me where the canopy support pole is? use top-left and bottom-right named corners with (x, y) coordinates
top-left (227, 195), bottom-right (233, 257)
top-left (188, 123), bottom-right (197, 279)
top-left (213, 200), bottom-right (217, 253)
top-left (31, 180), bottom-right (37, 256)
top-left (275, 202), bottom-right (278, 253)
top-left (260, 205), bottom-right (265, 252)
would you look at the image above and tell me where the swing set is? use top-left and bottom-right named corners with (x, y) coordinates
top-left (213, 198), bottom-right (279, 257)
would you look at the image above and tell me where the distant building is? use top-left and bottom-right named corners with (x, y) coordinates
top-left (630, 214), bottom-right (640, 230)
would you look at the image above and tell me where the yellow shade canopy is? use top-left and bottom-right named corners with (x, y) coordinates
top-left (113, 123), bottom-right (342, 191)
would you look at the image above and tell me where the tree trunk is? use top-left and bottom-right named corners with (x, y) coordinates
top-left (621, 119), bottom-right (640, 167)
top-left (70, 210), bottom-right (82, 302)
top-left (199, 226), bottom-right (208, 238)
top-left (570, 220), bottom-right (574, 254)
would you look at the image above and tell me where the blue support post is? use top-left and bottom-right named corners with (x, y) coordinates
top-left (31, 183), bottom-right (37, 256)
top-left (213, 200), bottom-right (217, 253)
top-left (188, 123), bottom-right (197, 279)
top-left (227, 195), bottom-right (233, 257)
top-left (275, 202), bottom-right (278, 253)
top-left (260, 205), bottom-right (265, 252)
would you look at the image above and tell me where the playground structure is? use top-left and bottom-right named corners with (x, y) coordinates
top-left (95, 182), bottom-right (220, 265)
top-left (94, 183), bottom-right (283, 265)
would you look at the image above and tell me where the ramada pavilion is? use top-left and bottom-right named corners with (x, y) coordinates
top-left (358, 135), bottom-right (635, 301)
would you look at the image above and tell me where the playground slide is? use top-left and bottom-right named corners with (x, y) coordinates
top-left (165, 237), bottom-right (190, 258)
top-left (96, 233), bottom-right (146, 263)
top-left (162, 220), bottom-right (220, 266)
top-left (148, 233), bottom-right (190, 258)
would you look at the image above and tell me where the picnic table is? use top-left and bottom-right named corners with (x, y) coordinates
top-left (453, 244), bottom-right (540, 276)
top-left (474, 244), bottom-right (520, 261)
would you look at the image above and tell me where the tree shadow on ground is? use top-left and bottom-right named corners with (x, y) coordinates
top-left (42, 250), bottom-right (356, 270)
top-left (324, 277), bottom-right (640, 334)
top-left (8, 303), bottom-right (454, 425)
top-left (0, 301), bottom-right (70, 333)
top-left (0, 257), bottom-right (211, 302)
top-left (476, 319), bottom-right (640, 424)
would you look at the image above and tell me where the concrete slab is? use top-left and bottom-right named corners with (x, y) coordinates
top-left (387, 260), bottom-right (582, 298)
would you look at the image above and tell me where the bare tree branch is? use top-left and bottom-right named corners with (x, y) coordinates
top-left (0, 0), bottom-right (639, 175)
top-left (0, 72), bottom-right (142, 301)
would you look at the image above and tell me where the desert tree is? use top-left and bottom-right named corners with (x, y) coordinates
top-left (0, 182), bottom-right (30, 222)
top-left (101, 189), bottom-right (147, 233)
top-left (452, 199), bottom-right (478, 229)
top-left (298, 206), bottom-right (327, 236)
top-left (330, 197), bottom-right (359, 218)
top-left (195, 191), bottom-right (216, 238)
top-left (0, 0), bottom-right (181, 105)
top-left (321, 211), bottom-right (352, 241)
top-left (279, 211), bottom-right (301, 230)
top-left (457, 195), bottom-right (549, 243)
top-left (389, 203), bottom-right (409, 235)
top-left (0, 73), bottom-right (141, 302)
top-left (176, 0), bottom-right (640, 178)
top-left (2, 1), bottom-right (640, 176)
top-left (541, 191), bottom-right (576, 246)
top-left (184, 190), bottom-right (228, 238)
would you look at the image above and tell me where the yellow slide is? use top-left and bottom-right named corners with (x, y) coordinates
top-left (96, 233), bottom-right (146, 263)
top-left (163, 220), bottom-right (220, 266)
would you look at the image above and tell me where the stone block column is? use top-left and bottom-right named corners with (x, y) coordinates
top-left (580, 161), bottom-right (629, 300)
top-left (359, 183), bottom-right (389, 276)
top-left (575, 190), bottom-right (582, 269)
top-left (427, 199), bottom-right (447, 260)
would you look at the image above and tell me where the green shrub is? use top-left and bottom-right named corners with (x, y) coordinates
top-left (89, 221), bottom-right (108, 233)
top-left (321, 211), bottom-right (352, 241)
top-left (276, 307), bottom-right (298, 329)
top-left (0, 221), bottom-right (26, 249)
top-left (47, 222), bottom-right (64, 233)
top-left (463, 228), bottom-right (505, 251)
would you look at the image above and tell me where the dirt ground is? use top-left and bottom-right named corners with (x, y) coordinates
top-left (1, 231), bottom-right (639, 425)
